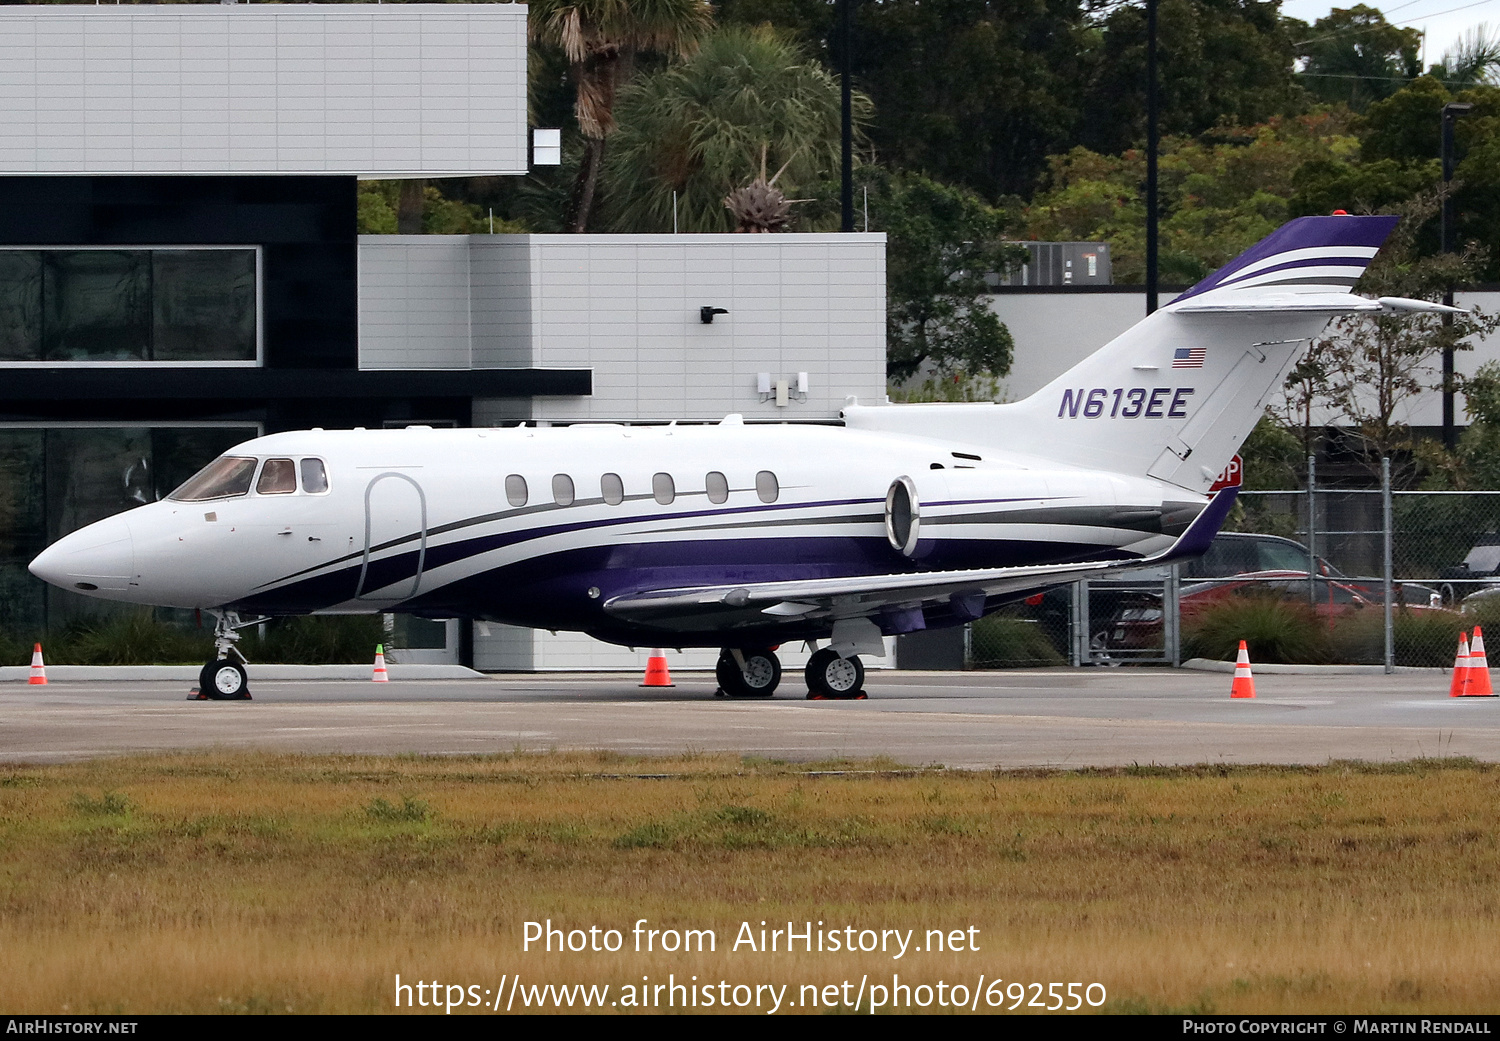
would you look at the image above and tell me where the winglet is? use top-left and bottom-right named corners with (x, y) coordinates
top-left (1156, 487), bottom-right (1238, 564)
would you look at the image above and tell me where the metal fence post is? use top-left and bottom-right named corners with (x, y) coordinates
top-left (1307, 455), bottom-right (1317, 607)
top-left (1070, 579), bottom-right (1089, 667)
top-left (1165, 562), bottom-right (1181, 667)
top-left (1383, 456), bottom-right (1394, 674)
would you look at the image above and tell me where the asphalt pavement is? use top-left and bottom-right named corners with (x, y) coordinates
top-left (3, 668), bottom-right (1495, 769)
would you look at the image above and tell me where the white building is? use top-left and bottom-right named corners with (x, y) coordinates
top-left (0, 3), bottom-right (891, 673)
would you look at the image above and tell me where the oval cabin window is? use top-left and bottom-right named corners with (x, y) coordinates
top-left (601, 473), bottom-right (624, 505)
top-left (652, 472), bottom-right (675, 505)
top-left (552, 474), bottom-right (575, 506)
top-left (505, 474), bottom-right (528, 508)
top-left (705, 471), bottom-right (729, 504)
top-left (755, 470), bottom-right (779, 503)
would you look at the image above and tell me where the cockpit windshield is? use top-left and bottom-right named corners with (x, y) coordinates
top-left (168, 456), bottom-right (258, 501)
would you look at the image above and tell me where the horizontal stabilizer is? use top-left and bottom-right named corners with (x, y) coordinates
top-left (1377, 296), bottom-right (1470, 315)
top-left (1171, 292), bottom-right (1381, 315)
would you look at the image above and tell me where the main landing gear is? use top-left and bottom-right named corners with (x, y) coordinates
top-left (715, 648), bottom-right (781, 698)
top-left (193, 611), bottom-right (255, 701)
top-left (713, 645), bottom-right (868, 700)
top-left (804, 647), bottom-right (866, 700)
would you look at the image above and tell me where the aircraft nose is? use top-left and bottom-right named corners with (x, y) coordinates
top-left (28, 514), bottom-right (135, 593)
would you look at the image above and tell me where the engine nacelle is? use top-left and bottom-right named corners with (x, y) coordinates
top-left (883, 469), bottom-right (1055, 559)
top-left (882, 467), bottom-right (1202, 563)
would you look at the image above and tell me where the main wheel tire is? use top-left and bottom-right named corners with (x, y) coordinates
top-left (200, 659), bottom-right (249, 700)
top-left (716, 649), bottom-right (781, 698)
top-left (805, 648), bottom-right (865, 699)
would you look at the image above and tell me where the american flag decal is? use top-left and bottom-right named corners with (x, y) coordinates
top-left (1172, 347), bottom-right (1206, 369)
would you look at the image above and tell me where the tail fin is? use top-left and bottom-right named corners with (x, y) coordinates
top-left (845, 215), bottom-right (1400, 493)
top-left (1016, 215), bottom-right (1399, 490)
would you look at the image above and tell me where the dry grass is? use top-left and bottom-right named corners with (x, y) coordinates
top-left (1, 752), bottom-right (1498, 1014)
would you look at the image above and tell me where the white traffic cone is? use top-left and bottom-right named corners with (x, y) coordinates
top-left (28, 643), bottom-right (47, 685)
top-left (372, 644), bottom-right (389, 682)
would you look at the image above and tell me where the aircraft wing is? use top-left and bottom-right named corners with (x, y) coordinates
top-left (602, 488), bottom-right (1237, 634)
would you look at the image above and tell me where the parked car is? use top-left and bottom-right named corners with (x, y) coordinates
top-left (1105, 570), bottom-right (1443, 652)
top-left (1043, 532), bottom-right (1440, 658)
top-left (1440, 534), bottom-right (1500, 604)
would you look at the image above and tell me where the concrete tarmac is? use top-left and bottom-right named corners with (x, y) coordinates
top-left (4, 668), bottom-right (1498, 769)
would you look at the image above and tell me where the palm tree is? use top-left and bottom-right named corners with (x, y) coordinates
top-left (1433, 24), bottom-right (1500, 87)
top-left (603, 25), bottom-right (870, 233)
top-left (529, 0), bottom-right (713, 232)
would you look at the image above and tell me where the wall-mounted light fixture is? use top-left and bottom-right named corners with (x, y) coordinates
top-left (700, 306), bottom-right (729, 324)
top-left (533, 129), bottom-right (561, 166)
top-left (757, 372), bottom-right (810, 406)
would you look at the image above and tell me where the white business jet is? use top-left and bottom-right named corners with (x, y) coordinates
top-left (29, 215), bottom-right (1457, 700)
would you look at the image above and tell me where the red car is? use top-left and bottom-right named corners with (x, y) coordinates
top-left (1105, 571), bottom-right (1443, 652)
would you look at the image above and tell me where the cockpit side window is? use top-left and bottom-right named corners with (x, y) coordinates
top-left (256, 458), bottom-right (297, 495)
top-left (300, 458), bottom-right (329, 494)
top-left (168, 456), bottom-right (257, 501)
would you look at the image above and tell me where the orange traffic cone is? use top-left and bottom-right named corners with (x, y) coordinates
top-left (28, 643), bottom-right (46, 685)
top-left (372, 644), bottom-right (389, 682)
top-left (640, 648), bottom-right (674, 687)
top-left (1230, 640), bottom-right (1256, 699)
top-left (1465, 627), bottom-right (1495, 697)
top-left (1450, 632), bottom-right (1472, 697)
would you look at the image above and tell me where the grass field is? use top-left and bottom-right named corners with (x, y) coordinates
top-left (1, 752), bottom-right (1498, 1015)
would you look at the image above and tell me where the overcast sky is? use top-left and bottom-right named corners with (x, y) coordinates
top-left (1280, 0), bottom-right (1498, 69)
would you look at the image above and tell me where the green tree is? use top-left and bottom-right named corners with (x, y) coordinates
top-left (1419, 362), bottom-right (1500, 489)
top-left (825, 170), bottom-right (1025, 383)
top-left (1295, 5), bottom-right (1421, 111)
top-left (1023, 114), bottom-right (1357, 282)
top-left (602, 25), bottom-right (866, 233)
top-left (356, 182), bottom-right (521, 235)
top-left (1082, 0), bottom-right (1305, 157)
top-left (1429, 25), bottom-right (1500, 88)
top-left (1302, 192), bottom-right (1499, 480)
top-left (528, 0), bottom-right (713, 232)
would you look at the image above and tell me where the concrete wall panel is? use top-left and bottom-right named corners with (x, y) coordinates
top-left (0, 4), bottom-right (527, 177)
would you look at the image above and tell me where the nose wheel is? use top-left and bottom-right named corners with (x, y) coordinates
top-left (715, 648), bottom-right (781, 698)
top-left (805, 648), bottom-right (866, 700)
top-left (200, 659), bottom-right (250, 700)
top-left (193, 610), bottom-right (255, 701)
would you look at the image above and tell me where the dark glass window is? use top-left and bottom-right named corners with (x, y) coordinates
top-left (706, 471), bottom-right (729, 504)
top-left (0, 249), bottom-right (256, 363)
top-left (1, 426), bottom-right (255, 633)
top-left (257, 458), bottom-right (297, 495)
top-left (300, 458), bottom-right (329, 494)
top-left (0, 430), bottom-right (45, 631)
top-left (152, 250), bottom-right (256, 362)
top-left (0, 253), bottom-right (41, 362)
top-left (601, 473), bottom-right (624, 505)
top-left (44, 251), bottom-right (150, 361)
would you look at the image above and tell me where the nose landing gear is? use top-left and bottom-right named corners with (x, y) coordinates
top-left (193, 611), bottom-right (256, 701)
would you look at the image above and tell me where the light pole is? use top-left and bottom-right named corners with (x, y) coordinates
top-left (1441, 101), bottom-right (1473, 450)
top-left (839, 0), bottom-right (853, 233)
top-left (1145, 0), bottom-right (1159, 315)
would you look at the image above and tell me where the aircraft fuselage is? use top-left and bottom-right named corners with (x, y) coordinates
top-left (30, 423), bottom-right (1202, 648)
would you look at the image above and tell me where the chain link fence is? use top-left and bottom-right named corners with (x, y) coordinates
top-left (968, 476), bottom-right (1500, 670)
